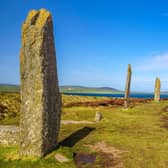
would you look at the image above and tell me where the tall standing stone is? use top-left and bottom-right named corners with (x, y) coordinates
top-left (154, 77), bottom-right (161, 102)
top-left (124, 64), bottom-right (132, 108)
top-left (20, 9), bottom-right (61, 157)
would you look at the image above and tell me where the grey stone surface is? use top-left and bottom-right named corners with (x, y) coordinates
top-left (124, 64), bottom-right (132, 108)
top-left (20, 9), bottom-right (61, 157)
top-left (0, 125), bottom-right (19, 145)
top-left (54, 153), bottom-right (69, 163)
top-left (154, 77), bottom-right (161, 102)
top-left (95, 112), bottom-right (103, 122)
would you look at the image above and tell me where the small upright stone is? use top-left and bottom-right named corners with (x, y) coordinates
top-left (154, 77), bottom-right (161, 102)
top-left (95, 111), bottom-right (103, 122)
top-left (124, 64), bottom-right (132, 108)
top-left (20, 9), bottom-right (61, 157)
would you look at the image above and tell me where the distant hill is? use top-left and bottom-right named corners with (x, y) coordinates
top-left (60, 85), bottom-right (121, 93)
top-left (0, 84), bottom-right (121, 94)
top-left (0, 84), bottom-right (20, 92)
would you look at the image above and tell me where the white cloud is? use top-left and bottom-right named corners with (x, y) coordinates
top-left (136, 53), bottom-right (168, 71)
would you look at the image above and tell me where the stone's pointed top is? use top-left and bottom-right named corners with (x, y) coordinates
top-left (24, 10), bottom-right (38, 24)
top-left (39, 8), bottom-right (49, 14)
top-left (155, 77), bottom-right (161, 83)
top-left (155, 77), bottom-right (161, 88)
top-left (23, 9), bottom-right (52, 31)
top-left (36, 9), bottom-right (51, 27)
top-left (27, 10), bottom-right (38, 18)
top-left (128, 64), bottom-right (132, 73)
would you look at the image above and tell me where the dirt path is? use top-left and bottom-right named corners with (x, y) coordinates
top-left (61, 120), bottom-right (94, 125)
top-left (86, 142), bottom-right (128, 168)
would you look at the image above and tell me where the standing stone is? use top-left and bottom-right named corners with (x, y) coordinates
top-left (20, 9), bottom-right (61, 157)
top-left (154, 77), bottom-right (161, 102)
top-left (124, 64), bottom-right (132, 108)
top-left (95, 111), bottom-right (103, 122)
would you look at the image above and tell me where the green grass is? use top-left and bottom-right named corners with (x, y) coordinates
top-left (0, 145), bottom-right (76, 168)
top-left (57, 101), bottom-right (168, 167)
top-left (1, 94), bottom-right (168, 167)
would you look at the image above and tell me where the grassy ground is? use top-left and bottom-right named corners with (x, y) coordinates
top-left (1, 93), bottom-right (168, 167)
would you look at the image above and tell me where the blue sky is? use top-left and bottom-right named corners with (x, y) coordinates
top-left (1, 0), bottom-right (168, 91)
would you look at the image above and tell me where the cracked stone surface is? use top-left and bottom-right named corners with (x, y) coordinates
top-left (20, 8), bottom-right (61, 157)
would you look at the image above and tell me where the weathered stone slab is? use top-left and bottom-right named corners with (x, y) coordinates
top-left (0, 125), bottom-right (19, 145)
top-left (54, 153), bottom-right (69, 163)
top-left (95, 111), bottom-right (103, 122)
top-left (20, 9), bottom-right (61, 157)
top-left (124, 64), bottom-right (132, 108)
top-left (154, 77), bottom-right (161, 102)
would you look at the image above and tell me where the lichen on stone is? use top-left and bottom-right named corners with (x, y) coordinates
top-left (20, 8), bottom-right (61, 157)
top-left (154, 77), bottom-right (161, 102)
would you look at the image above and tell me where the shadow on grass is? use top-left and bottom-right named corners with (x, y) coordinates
top-left (59, 127), bottom-right (95, 147)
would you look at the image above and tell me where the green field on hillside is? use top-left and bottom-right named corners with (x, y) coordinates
top-left (0, 84), bottom-right (122, 94)
top-left (0, 85), bottom-right (19, 92)
top-left (60, 86), bottom-right (122, 94)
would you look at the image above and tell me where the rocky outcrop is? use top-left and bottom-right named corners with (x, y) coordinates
top-left (20, 9), bottom-right (61, 157)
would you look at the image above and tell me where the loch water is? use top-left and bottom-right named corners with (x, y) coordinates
top-left (63, 93), bottom-right (168, 99)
